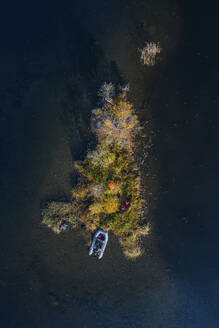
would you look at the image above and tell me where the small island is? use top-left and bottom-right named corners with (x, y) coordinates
top-left (42, 84), bottom-right (150, 259)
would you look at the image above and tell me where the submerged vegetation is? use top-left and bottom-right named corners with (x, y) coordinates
top-left (42, 84), bottom-right (150, 259)
top-left (139, 42), bottom-right (162, 66)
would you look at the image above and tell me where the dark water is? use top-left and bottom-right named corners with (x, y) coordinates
top-left (0, 0), bottom-right (219, 327)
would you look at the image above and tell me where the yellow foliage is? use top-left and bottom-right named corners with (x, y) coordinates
top-left (89, 202), bottom-right (103, 214)
top-left (72, 184), bottom-right (90, 199)
top-left (123, 245), bottom-right (143, 259)
top-left (42, 88), bottom-right (148, 259)
top-left (104, 120), bottom-right (113, 127)
top-left (119, 233), bottom-right (144, 259)
top-left (102, 195), bottom-right (119, 213)
top-left (137, 223), bottom-right (151, 236)
top-left (109, 183), bottom-right (121, 195)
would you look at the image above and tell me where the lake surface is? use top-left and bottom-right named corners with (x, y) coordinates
top-left (0, 0), bottom-right (219, 327)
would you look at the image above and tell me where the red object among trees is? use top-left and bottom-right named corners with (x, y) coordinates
top-left (108, 180), bottom-right (114, 188)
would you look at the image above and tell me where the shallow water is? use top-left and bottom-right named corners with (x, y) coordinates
top-left (0, 0), bottom-right (219, 327)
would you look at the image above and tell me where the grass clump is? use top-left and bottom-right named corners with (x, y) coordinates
top-left (42, 201), bottom-right (81, 234)
top-left (41, 84), bottom-right (150, 259)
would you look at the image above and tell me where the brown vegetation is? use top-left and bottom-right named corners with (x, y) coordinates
top-left (42, 84), bottom-right (150, 259)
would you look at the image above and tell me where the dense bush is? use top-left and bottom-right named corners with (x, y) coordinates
top-left (42, 84), bottom-right (150, 258)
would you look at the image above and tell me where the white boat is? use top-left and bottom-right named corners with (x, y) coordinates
top-left (89, 229), bottom-right (108, 259)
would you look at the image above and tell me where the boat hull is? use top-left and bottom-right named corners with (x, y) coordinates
top-left (89, 229), bottom-right (108, 259)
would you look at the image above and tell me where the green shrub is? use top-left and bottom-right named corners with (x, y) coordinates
top-left (41, 87), bottom-right (149, 258)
